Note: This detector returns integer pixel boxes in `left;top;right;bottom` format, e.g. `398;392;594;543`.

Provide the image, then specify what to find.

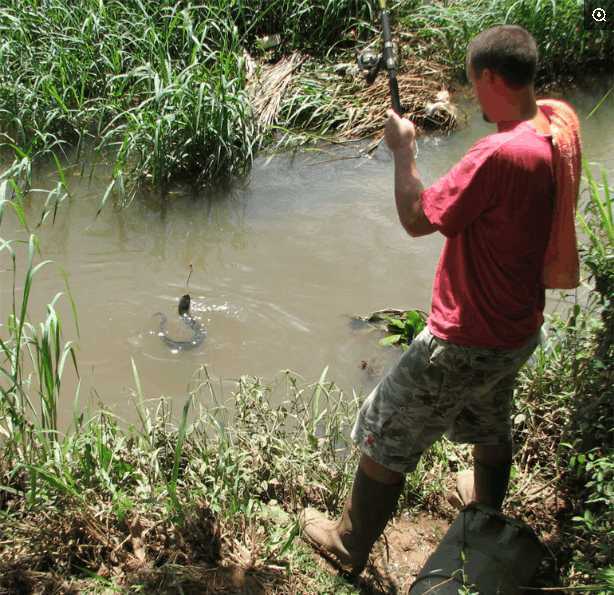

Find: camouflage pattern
351;327;540;473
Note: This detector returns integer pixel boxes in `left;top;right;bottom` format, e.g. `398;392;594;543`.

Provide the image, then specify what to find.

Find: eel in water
154;294;205;351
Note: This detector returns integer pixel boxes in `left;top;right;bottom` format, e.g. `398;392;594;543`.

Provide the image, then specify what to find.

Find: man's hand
384;109;416;156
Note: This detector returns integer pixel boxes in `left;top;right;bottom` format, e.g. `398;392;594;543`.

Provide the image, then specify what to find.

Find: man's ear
481;68;497;84
490;70;513;92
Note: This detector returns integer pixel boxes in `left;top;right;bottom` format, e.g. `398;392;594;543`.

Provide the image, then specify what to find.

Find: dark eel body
155;294;205;351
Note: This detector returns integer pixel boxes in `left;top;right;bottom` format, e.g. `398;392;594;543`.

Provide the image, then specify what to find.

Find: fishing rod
358;0;403;114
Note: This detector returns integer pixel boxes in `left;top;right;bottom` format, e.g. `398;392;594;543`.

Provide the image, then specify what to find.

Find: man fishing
301;24;581;576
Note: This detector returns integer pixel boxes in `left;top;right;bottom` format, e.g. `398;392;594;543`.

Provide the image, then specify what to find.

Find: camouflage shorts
351;326;540;474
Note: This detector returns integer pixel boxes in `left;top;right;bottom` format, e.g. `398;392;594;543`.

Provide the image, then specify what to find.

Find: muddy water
1;81;613;427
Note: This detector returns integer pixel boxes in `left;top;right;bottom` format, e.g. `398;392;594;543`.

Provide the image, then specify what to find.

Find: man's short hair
467;25;538;88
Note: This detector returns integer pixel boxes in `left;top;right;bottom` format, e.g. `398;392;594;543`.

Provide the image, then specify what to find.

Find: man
301;25;580;576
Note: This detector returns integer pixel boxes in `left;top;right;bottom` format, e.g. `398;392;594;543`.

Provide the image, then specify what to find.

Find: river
1;80;612;428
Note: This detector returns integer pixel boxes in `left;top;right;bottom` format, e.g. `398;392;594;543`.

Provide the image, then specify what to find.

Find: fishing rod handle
389;76;402;115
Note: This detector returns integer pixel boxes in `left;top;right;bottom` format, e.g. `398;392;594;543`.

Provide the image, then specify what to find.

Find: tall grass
579;164;614;299
1;232;69;425
102;54;256;200
511;164;613;590
2;1;610;205
1;1;251;198
0;0;375;203
228;0;376;53
400;0;614;82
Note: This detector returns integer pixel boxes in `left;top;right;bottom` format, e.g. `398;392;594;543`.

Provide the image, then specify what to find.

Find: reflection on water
1;79;613;427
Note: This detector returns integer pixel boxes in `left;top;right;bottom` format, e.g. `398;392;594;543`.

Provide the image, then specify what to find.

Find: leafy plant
578;163;613;302
378;309;427;349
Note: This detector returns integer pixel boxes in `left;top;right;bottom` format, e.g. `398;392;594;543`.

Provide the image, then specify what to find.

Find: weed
403;0;614;82
1;0;611;205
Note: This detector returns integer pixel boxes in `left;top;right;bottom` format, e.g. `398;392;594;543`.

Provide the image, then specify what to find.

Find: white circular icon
592;7;607;22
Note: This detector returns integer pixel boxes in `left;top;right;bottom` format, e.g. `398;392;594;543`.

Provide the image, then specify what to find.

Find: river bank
1;166;612;592
1;0;613;206
1;2;613;593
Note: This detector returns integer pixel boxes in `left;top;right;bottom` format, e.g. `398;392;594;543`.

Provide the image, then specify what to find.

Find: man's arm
393;149;436;237
385;111;436;238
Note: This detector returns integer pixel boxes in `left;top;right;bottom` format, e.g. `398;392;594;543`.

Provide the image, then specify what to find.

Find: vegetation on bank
1;0;612;204
0;1;612;592
405;0;613;82
0;162;612;592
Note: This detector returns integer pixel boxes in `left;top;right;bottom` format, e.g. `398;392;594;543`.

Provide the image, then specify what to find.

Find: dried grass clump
248;52;307;133
340;57;457;139
0;564;82;595
128;564;289;595
0;499;221;587
247;50;457;147
0;488;307;593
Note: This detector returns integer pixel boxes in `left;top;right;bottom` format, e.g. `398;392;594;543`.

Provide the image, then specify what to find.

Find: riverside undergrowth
0;0;376;205
1;1;612;207
1;154;612;592
403;0;614;83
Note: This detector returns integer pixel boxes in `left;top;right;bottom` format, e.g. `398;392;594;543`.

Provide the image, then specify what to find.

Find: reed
579;165;613;290
403;0;614;81
0;0;374;201
2;0;610;206
229;0;375;52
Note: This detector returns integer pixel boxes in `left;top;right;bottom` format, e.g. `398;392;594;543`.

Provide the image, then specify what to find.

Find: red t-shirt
421;119;555;349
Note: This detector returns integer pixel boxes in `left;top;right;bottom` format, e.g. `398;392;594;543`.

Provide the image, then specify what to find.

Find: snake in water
154;294;205;351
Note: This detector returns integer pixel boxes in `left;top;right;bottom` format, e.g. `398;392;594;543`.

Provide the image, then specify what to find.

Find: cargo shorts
351;326;540;474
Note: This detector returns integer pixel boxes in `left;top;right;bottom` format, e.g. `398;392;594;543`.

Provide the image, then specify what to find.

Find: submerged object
409;504;545;594
154;294;205;351
424;89;458;129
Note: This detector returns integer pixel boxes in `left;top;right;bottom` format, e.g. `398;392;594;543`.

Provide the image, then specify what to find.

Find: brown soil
307;513;451;595
368;513;450;593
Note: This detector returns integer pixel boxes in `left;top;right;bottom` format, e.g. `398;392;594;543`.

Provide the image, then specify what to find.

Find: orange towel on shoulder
537;99;582;289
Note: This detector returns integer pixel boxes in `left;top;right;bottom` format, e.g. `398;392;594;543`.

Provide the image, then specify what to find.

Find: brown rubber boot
300;467;403;576
448;461;511;511
448;469;475;510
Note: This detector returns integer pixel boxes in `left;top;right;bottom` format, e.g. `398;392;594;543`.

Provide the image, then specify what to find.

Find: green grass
0;0;375;204
399;0;614;82
0;227;77;449
1;1;612;206
226;0;376;53
502;165;613;591
579;164;614;304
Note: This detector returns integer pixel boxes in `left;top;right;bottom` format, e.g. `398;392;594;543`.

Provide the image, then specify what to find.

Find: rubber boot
449;460;511;511
448;468;475;510
300;466;403;576
474;459;511;510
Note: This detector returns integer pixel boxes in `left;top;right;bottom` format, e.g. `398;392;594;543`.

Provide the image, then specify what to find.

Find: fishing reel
358;3;403;115
356;45;398;86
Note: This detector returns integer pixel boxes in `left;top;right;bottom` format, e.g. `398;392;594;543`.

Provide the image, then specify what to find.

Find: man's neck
494;89;539;130
496;102;551;135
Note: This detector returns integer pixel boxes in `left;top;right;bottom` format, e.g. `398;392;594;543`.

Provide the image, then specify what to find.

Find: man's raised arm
384;110;436;237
